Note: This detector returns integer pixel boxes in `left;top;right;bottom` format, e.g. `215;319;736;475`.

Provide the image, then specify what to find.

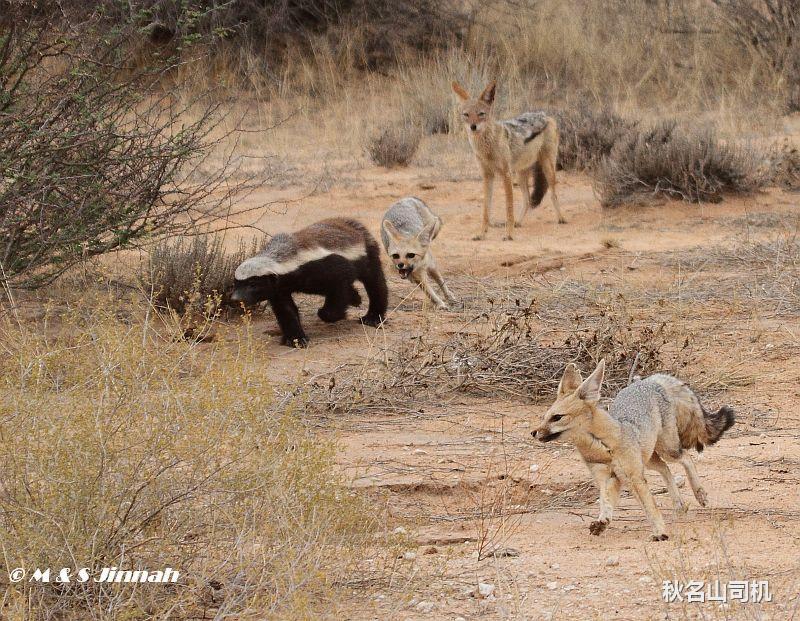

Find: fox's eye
550;414;563;422
406;253;416;259
391;253;400;260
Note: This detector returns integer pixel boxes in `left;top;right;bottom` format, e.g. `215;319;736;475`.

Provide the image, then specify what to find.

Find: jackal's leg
414;271;448;310
475;171;493;241
620;467;669;540
678;454;708;507
515;169;531;227
427;264;456;305
544;155;566;224
588;464;620;535
501;172;515;240
648;454;687;514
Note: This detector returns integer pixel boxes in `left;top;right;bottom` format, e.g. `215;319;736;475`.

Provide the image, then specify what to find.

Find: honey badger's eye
391;253;400;260
550;414;564;422
406;253;416;259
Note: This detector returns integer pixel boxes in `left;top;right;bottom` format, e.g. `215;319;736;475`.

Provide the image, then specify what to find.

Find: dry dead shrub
554;105;638;171
768;140;800;190
366;124;421;167
143;233;268;317
596;121;765;207
0;299;372;619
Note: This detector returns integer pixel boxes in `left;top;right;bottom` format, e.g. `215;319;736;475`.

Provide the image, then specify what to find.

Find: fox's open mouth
537;430;563;442
397;266;413;279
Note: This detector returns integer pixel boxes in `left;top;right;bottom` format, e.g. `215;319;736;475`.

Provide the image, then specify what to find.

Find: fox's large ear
451;81;469;101
417;220;437;245
577;359;605;403
382;219;403;244
557;363;583;399
479;80;496;105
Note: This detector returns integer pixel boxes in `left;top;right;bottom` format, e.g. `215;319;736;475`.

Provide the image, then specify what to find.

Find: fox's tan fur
533;361;734;540
452;80;564;241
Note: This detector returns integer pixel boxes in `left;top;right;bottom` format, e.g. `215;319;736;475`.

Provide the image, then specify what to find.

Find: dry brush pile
297;303;694;420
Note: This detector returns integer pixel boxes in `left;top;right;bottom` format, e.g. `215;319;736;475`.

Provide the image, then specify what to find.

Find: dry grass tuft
0;298;372;619
143;233;268;317
366;123;421;167
596;120;765;207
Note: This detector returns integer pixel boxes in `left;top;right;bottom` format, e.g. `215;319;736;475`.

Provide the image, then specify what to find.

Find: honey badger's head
230;274;276;306
382;219;436;280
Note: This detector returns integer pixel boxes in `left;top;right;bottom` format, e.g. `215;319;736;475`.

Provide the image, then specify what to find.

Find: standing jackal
452;80;564;241
533;361;734;541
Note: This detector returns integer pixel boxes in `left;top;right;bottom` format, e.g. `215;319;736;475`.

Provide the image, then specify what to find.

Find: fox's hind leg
678;454;709;507
648;454;687;515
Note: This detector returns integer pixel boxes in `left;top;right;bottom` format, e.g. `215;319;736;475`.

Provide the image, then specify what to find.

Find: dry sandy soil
208;119;800;620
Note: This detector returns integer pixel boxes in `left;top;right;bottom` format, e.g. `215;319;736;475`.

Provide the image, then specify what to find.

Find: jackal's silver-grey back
380;197;441;250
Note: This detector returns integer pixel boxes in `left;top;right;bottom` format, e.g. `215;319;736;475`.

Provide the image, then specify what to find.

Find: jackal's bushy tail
531;161;548;207
699;405;735;450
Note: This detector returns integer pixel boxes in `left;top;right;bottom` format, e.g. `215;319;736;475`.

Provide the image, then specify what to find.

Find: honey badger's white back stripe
235;245;366;280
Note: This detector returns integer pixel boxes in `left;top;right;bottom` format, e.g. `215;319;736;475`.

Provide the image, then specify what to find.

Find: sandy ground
198;124;800;620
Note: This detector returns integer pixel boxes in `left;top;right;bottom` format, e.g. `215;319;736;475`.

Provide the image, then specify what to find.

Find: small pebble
392;526;407;536
605;556;620;567
478;582;496;598
402;551;417;561
415;600;434;613
546;581;558;590
529;464;540;473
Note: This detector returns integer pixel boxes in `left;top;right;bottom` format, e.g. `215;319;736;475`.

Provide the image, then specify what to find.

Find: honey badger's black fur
231;218;388;347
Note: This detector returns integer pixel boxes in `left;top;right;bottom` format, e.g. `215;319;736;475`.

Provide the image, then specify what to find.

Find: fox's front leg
589;464;620;535
427;263;456;306
501;172;514;240
475;170;493;241
413;271;449;310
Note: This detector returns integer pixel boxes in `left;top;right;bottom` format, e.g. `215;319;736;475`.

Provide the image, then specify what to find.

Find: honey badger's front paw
281;335;309;348
360;313;384;328
589;519;609;536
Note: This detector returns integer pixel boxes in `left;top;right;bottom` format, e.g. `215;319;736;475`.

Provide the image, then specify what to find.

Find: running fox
533;361;734;541
452;80;564;241
381;197;456;310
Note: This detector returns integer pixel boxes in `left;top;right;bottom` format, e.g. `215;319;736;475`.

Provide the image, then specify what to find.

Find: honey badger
231;218;388;347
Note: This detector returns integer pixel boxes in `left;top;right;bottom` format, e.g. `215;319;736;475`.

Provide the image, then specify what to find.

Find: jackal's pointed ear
557;363;583;399
577;359;605;403
451;81;469;101
479;80;496;105
382;219;403;244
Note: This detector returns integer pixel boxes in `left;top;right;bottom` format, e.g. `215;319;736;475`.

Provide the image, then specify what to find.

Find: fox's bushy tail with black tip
699;405;735;451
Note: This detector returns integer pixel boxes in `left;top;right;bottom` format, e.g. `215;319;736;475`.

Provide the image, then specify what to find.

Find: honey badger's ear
382;220;403;244
577;359;605;403
558;363;583;399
